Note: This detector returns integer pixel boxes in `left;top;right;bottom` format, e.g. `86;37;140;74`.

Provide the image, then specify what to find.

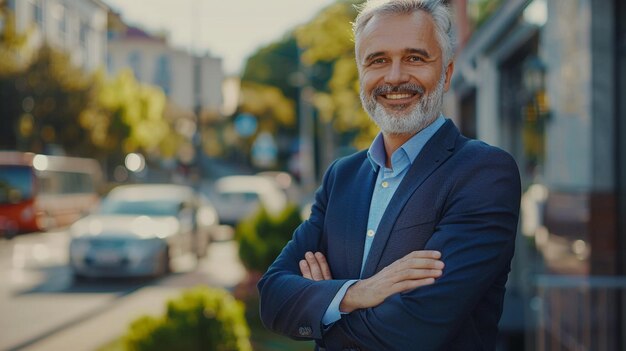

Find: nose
384;61;409;85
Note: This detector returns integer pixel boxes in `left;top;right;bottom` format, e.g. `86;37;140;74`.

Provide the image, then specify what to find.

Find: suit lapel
360;120;460;278
343;157;377;278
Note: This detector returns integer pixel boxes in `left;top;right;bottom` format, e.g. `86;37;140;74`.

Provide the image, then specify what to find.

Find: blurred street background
0;0;625;350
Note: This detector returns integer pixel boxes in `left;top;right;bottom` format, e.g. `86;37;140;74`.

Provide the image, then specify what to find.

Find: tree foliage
0;2;34;76
239;0;376;151
239;81;295;131
242;35;299;103
0;1;180;164
0;32;179;170
295;0;377;148
238;34;299;149
468;0;503;28
81;69;176;159
0;44;96;154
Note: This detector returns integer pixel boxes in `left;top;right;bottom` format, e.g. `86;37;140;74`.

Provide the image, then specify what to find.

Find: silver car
69;184;218;279
212;175;287;227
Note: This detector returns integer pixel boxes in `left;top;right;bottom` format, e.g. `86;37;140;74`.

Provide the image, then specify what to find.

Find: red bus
0;151;103;236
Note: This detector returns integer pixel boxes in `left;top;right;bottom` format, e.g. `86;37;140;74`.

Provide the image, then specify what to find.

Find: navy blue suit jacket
258;120;521;351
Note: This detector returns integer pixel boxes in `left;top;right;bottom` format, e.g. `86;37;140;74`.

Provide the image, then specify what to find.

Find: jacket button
298;326;312;336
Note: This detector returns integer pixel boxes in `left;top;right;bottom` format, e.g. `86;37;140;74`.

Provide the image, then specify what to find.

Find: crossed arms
258;146;521;350
300;250;443;313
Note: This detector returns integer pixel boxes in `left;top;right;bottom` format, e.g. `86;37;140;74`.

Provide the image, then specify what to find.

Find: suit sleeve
258;160;350;340
322;146;521;350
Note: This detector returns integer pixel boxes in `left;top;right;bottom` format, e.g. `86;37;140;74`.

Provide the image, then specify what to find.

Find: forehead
356;11;441;60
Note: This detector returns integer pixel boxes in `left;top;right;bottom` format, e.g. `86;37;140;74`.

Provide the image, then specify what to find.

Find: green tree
78;68;188;177
468;0;503;28
0;2;35;149
241;35;299;103
1;2;97;153
0;1;34;75
81;69;175;157
239;0;375;153
238;35;299;168
295;0;377;149
0;1;184;177
0;43;97;154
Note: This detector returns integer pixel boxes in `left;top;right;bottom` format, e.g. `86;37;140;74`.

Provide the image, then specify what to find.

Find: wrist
339;282;361;313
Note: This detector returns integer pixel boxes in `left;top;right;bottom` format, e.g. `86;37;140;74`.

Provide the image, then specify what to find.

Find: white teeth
385;93;412;100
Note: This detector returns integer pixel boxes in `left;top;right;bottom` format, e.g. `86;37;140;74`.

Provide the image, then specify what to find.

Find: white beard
360;71;446;135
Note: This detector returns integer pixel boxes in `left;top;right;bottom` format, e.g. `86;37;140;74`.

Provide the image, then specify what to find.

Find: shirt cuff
322;279;358;326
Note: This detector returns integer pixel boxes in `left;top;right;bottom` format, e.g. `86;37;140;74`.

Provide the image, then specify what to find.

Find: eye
370;57;387;65
407;55;424;63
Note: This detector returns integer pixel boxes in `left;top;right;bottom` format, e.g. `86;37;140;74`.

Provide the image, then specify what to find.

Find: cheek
412;68;444;90
360;72;381;94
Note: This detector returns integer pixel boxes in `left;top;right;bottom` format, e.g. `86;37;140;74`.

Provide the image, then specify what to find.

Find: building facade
451;0;626;349
7;0;108;71
106;17;223;116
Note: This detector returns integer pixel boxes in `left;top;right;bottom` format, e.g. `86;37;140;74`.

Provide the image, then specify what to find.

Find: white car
69;184;218;279
212;175;288;226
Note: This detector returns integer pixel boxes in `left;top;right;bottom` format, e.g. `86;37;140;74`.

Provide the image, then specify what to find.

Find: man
258;0;521;350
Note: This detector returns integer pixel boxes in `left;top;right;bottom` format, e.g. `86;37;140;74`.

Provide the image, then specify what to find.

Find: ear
443;60;455;92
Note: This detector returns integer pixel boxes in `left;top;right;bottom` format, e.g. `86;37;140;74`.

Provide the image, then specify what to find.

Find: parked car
212;175;287;226
69;184;218;279
256;171;302;204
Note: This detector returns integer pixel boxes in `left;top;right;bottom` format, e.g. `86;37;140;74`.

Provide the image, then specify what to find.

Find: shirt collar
367;114;446;171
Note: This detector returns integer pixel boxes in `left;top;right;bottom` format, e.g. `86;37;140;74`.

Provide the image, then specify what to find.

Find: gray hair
353;0;455;65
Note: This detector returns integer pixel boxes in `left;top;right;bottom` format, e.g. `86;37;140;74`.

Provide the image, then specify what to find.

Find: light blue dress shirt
321;115;446;326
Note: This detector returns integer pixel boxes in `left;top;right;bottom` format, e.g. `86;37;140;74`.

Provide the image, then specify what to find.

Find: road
0;228;246;351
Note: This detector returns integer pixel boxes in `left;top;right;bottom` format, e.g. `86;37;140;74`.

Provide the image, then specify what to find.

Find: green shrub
124;286;252;351
236;204;302;273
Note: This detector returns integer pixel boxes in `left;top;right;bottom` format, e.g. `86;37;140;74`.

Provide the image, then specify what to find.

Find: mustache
372;83;425;96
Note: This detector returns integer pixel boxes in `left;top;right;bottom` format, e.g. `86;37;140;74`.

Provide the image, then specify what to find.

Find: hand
300;251;332;281
340;250;444;313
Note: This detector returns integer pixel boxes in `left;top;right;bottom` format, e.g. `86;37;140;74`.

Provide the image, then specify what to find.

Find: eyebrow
406;48;431;59
363;48;432;64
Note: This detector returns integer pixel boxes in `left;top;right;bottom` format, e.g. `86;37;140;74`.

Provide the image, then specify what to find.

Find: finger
404;250;441;259
305;252;324;281
393;278;436;293
299;259;312;280
403;258;445;270
398;268;443;281
393;251;439;268
314;252;332;280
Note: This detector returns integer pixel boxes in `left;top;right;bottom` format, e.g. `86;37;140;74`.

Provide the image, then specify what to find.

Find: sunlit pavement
0;227;246;351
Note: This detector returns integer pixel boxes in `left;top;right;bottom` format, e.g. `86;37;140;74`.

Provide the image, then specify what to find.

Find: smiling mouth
373;83;425;103
383;93;415;100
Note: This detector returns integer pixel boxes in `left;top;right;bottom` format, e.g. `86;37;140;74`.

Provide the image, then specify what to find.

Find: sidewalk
19;240;246;351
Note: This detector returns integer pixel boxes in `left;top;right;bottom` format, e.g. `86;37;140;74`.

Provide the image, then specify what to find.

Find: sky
103;0;337;75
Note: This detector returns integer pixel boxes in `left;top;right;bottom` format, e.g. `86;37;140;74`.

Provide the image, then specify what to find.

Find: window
193;57;202;104
106;53;113;73
79;21;90;68
37;170;94;194
32;0;43;28
79;21;89;46
58;7;66;40
50;3;66;45
0;166;34;204
128;51;142;80
154;55;171;95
